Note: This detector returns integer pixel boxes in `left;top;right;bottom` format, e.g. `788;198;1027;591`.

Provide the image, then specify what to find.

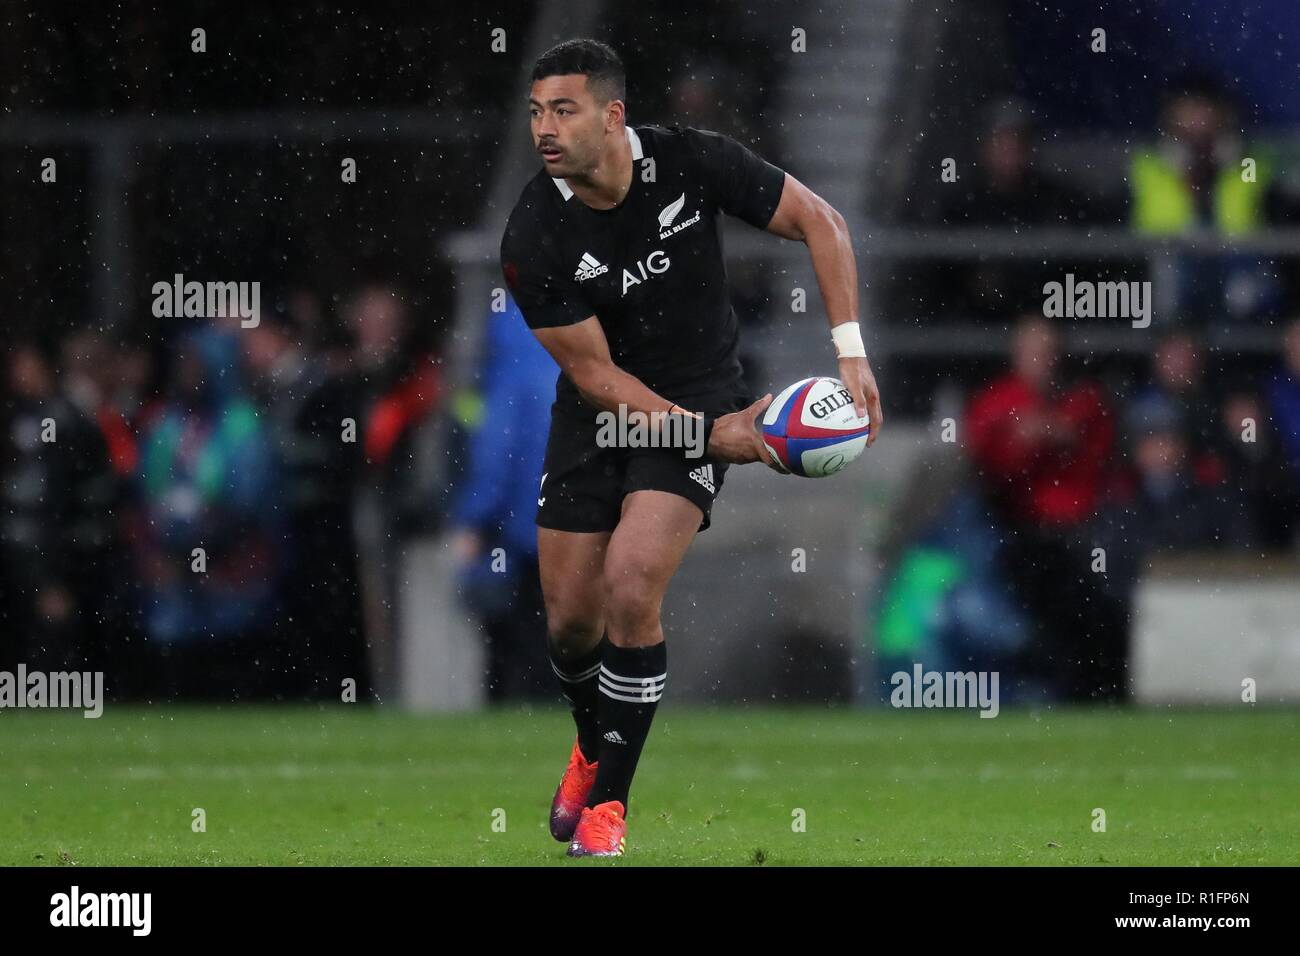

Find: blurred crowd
877;311;1300;705
898;80;1300;323
2;284;441;701
874;75;1300;704
965;315;1300;701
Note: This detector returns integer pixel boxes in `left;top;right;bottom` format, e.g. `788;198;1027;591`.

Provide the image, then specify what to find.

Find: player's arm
764;173;883;446
501;219;669;418
531;316;672;417
532;318;776;467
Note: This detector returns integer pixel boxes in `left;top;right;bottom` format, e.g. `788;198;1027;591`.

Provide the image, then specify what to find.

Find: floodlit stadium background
3;0;1300;714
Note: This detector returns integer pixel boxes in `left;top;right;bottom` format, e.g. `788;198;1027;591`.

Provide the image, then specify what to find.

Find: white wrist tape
831;322;866;359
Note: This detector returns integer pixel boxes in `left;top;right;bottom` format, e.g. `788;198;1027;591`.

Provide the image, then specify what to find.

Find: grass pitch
1;705;1296;866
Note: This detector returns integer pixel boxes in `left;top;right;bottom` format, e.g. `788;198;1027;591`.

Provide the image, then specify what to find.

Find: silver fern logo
657;192;686;229
657;191;701;239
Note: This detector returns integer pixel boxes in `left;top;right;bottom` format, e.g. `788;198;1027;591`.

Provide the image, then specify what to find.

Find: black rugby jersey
500;124;786;404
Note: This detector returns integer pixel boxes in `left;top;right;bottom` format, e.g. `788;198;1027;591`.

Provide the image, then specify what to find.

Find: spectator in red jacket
965;315;1125;701
967;316;1115;527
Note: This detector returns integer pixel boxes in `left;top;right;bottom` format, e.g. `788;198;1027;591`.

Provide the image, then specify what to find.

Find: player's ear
605;98;625;133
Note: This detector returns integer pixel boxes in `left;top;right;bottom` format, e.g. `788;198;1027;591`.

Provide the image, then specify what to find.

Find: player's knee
545;605;603;654
603;566;661;633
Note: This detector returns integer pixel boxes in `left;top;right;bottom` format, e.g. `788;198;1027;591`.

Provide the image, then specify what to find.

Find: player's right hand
707;394;782;470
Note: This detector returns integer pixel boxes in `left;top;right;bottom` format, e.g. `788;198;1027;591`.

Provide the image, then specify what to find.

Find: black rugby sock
549;634;607;763
588;641;667;815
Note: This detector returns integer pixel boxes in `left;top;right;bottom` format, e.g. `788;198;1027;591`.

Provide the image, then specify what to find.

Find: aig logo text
622;250;671;295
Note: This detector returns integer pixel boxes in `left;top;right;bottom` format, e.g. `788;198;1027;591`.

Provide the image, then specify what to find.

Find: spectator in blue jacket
449;294;558;701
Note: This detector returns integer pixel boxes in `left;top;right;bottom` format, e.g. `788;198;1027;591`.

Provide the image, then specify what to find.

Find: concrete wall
1133;561;1300;705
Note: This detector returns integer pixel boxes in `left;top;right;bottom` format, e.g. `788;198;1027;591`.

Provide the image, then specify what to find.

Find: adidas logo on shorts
687;463;715;494
574;252;609;283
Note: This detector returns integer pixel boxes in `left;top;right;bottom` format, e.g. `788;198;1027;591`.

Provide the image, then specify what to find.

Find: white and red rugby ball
760;377;871;477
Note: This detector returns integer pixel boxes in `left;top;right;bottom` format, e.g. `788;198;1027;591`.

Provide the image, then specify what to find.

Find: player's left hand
838;355;883;447
707;394;782;470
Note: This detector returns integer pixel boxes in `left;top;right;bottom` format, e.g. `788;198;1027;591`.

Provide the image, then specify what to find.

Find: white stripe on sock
599;683;665;703
599;676;665;700
599;665;667;688
598;674;666;695
552;659;603;683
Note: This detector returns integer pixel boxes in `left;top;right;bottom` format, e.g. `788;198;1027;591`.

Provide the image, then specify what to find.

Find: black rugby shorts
535;388;748;534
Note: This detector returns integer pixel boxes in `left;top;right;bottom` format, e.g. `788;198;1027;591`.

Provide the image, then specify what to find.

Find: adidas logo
574;252;609;282
603;730;627;745
687;463;715;494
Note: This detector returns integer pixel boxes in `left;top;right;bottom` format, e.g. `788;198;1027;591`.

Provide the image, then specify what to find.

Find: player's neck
566;130;634;211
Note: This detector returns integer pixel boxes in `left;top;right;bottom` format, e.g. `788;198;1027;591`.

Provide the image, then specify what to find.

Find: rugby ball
760;377;870;477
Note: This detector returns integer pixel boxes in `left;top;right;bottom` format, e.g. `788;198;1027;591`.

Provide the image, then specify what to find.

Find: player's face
529;75;609;177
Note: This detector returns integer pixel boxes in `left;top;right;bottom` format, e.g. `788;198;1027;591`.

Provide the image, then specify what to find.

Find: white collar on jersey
551;126;643;201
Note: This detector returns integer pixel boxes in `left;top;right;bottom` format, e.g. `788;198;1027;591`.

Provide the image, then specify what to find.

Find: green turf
1;705;1297;865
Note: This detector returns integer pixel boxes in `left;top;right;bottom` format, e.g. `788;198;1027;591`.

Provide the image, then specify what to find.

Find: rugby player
500;38;883;857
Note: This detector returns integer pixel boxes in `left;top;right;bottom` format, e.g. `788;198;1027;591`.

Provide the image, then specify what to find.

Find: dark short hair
1163;70;1235;115
531;38;625;105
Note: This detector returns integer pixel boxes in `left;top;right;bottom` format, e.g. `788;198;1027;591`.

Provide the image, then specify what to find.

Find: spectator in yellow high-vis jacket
1130;78;1299;321
1131;81;1276;235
